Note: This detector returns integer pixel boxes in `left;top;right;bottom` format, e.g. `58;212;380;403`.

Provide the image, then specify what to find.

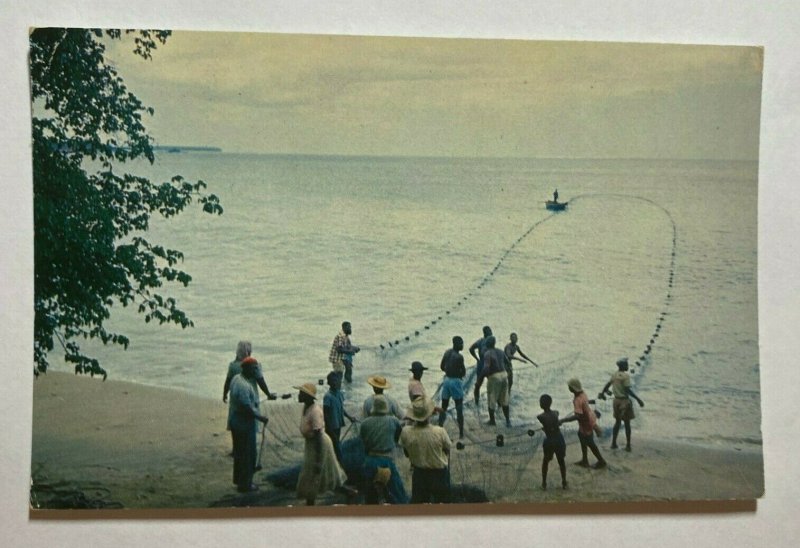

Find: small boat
545;200;567;211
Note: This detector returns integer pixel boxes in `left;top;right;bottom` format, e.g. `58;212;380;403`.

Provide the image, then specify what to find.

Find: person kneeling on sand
537;394;568;490
561;378;607;469
228;356;270;493
400;397;452;503
359;394;408;504
598;357;644;452
294;382;357;505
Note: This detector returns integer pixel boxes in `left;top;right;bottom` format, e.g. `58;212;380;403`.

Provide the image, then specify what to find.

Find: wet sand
30;372;763;513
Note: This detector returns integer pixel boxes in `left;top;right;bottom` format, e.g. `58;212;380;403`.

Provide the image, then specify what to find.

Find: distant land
153;146;222;153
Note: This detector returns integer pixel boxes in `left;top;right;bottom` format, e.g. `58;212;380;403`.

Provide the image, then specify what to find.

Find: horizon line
155;149;758;163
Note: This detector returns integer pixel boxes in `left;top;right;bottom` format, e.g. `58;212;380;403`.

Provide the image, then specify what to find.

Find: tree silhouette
30;28;223;379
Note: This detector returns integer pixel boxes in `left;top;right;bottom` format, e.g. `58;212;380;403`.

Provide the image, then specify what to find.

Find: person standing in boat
553;189;559;203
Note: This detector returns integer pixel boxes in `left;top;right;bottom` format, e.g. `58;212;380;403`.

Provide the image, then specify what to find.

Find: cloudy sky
106;31;763;160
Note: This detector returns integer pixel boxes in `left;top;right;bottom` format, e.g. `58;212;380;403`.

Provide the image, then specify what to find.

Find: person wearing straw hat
477;336;512;427
561;378;607;469
228;356;270;493
359;394;408;504
598;357;644;452
399;396;452;503
407;361;429;402
362;375;405;420
438;335;467;439
294;382;354;505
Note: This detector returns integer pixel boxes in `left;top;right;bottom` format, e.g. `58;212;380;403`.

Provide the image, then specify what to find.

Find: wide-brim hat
367;375;390;389
294;382;317;399
409;361;428;373
567;378;583;392
406;397;435;422
371;394;390;416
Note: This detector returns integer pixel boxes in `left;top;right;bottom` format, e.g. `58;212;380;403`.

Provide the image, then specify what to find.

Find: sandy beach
29;372;763;515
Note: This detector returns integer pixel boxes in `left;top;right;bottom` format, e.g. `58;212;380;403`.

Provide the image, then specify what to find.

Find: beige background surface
2;1;798;546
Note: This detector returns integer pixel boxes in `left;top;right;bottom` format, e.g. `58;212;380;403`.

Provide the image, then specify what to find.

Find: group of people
222;320;645;503
536;357;645;490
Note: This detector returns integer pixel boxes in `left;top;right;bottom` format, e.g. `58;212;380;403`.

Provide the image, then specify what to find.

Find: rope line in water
568;193;677;393
261;193;678;500
373;213;561;353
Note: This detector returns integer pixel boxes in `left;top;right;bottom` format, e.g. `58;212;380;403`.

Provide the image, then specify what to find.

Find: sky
105;31;763;160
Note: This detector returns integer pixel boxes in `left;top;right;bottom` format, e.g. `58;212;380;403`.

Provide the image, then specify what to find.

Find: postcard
28;29;763;516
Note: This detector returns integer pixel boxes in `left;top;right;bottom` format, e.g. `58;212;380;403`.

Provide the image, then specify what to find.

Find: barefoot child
537;394;567;490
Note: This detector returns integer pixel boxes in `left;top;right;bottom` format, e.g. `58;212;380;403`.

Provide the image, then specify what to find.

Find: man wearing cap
362;375;405;420
468;325;493;405
598;358;645;452
408;361;428;401
438;336;466;439
477;336;512;427
561;378;607;469
323;371;357;465
228;356;270;493
359;394;408;504
399;397;452;503
329;321;360;383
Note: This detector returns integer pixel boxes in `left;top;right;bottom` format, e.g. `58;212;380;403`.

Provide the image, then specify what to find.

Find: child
537;394;568;490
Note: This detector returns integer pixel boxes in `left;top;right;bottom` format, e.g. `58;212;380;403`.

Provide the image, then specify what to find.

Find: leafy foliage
30;28;223;378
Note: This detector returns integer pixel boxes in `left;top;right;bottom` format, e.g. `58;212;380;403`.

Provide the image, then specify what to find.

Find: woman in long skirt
294;383;351;505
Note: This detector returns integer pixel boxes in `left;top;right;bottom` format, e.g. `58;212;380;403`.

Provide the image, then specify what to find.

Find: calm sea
71;153;760;450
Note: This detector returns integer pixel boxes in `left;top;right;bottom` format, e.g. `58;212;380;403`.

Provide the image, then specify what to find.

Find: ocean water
70;153;760;450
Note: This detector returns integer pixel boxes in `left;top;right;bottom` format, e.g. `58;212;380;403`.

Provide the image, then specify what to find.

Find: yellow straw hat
293;383;317;399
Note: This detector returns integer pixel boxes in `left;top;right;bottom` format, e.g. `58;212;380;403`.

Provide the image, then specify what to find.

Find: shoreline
30;372;763;512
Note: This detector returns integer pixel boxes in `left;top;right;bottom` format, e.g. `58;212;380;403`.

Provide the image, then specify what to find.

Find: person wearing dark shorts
599;357;644;451
468;326;493;405
537;393;567;490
